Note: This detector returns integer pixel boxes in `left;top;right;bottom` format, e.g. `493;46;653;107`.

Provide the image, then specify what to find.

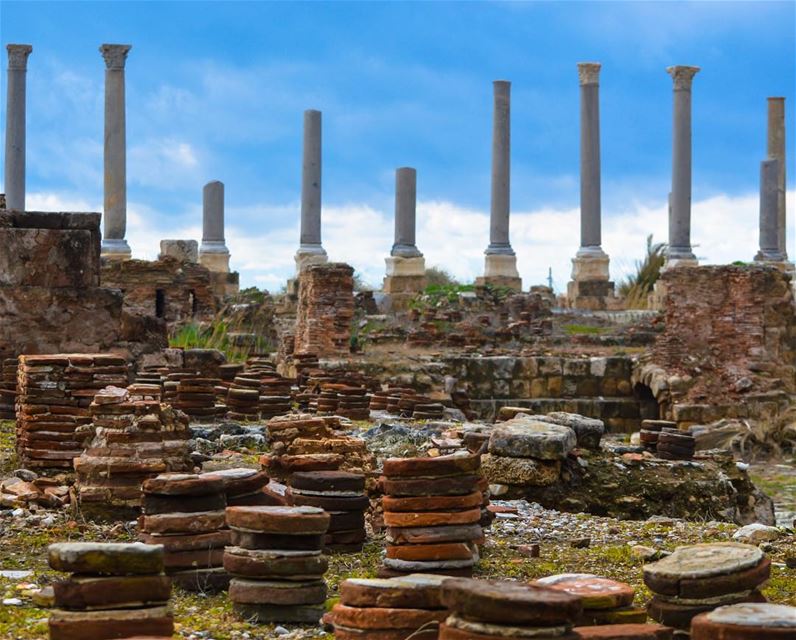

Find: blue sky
1;0;795;290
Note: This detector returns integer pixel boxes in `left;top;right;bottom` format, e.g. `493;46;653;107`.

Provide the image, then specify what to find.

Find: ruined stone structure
0;211;164;359
294;263;354;357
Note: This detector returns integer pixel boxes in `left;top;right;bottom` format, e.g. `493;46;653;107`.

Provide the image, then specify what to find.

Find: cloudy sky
2;1;794;291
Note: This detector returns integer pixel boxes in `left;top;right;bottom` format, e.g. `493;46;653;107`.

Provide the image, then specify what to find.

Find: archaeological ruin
0;27;794;640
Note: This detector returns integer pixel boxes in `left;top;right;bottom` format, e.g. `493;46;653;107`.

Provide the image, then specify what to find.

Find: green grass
563;324;607;336
169;321;272;363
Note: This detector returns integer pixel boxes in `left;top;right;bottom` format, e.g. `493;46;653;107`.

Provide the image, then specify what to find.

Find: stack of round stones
259;374;293;418
0;356;16;419
330;575;449;639
369;389;390;412
656;429;696;461
336;386;370;420
287;471;368;552
691;603;796;639
536;574;646;625
139;473;230;592
226;375;261;421
381;453;484;577
412;397;446;420
639;420;676;453
174;375;225;421
317;384;341;413
47;542;173;640
643;543;770;633
574;623;674;639
225;505;330;623
439;578;582;639
203;467;271;506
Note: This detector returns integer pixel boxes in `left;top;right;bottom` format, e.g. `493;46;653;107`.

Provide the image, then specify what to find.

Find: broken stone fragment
488;418;577;460
480;453;561;486
535;412;605;450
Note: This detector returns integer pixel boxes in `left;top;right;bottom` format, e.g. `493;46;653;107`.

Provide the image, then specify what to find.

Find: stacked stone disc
174;375;225;421
639;420;676;453
226;375;262;421
643;542;770;633
330;575;450;639
690;603;796;639
127;382;162;402
0;357;17;419
369;389;390;412
336;386;370;420
413;397;446;420
16;354;128;470
574;623;674;639
246;354;275;375
397;393;418;417
225;505;330;623
259;375;293;418
162;371;192;406
204;467;271;506
139;473;230;592
47;542;173;640
656;429;695;461
317;384;341;414
439;578;582;639
536;574;647;625
287;471;368;552
380;453;484;577
75;386;193;520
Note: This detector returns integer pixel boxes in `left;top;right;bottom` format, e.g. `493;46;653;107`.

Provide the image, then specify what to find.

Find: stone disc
140;510;226;535
691;603;796;640
384;508;482;528
383;555;478;572
289;470;365;492
539;576;635;610
382;453;481;478
169;566;230;593
438;622;580;640
340;574;449;609
647;592;766;630
48;605;174;640
572;623;674;639
446;612;574;638
48;542;164;575
226;505;330;534
383;491;484;513
163;547;225;570
232;602;324;624
441;578;582;626
330;603;448;630
387;542;476;562
333;624;438;640
386;524;485;545
143;473;224;496
202;468;270;497
223;546;328;579
575;606;648;626
328;510;366;532
230;528;325;551
139;530;231;552
53;574;171;610
289;490;369;511
142;492;226;515
382;475;481;497
229;577;327;605
643;544;767;597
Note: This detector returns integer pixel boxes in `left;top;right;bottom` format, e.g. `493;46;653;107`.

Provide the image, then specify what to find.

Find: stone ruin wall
293;263;355;357
646;264;796;425
0;211;166;362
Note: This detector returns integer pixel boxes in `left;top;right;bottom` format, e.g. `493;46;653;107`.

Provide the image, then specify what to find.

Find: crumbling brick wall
294;263;354;357
653;265;796;405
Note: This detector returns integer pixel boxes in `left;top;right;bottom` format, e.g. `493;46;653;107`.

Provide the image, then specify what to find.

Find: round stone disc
229;577;327;605
225;505;330;534
330;603;448;630
382;452;481;478
143;473;224;496
540;576;635;610
690;603;796;639
223;546;328;579
382;491;483;513
572;623;674;639
333;624;438;640
381;475;481;497
290;470;365;493
340;574;449;609
384;508;482;528
438;622;580;640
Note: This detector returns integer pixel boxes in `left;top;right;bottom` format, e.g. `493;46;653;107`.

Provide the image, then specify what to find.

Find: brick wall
294;263;354;357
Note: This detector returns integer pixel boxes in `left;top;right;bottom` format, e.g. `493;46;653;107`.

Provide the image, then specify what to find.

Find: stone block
159;239;198;263
510;379;530;397
530;378;547;397
576;377;599;397
481;454;561;486
537;357;563;376
561;377;579;397
562;359;591;377
590;357;607;377
547;376;563;397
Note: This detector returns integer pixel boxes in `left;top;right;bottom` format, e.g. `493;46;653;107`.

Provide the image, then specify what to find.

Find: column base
477;253;521;291
101;238;132;261
294;244;328;273
383;255;426;295
663;247;698;270
754;250;789;265
199;241;231;273
567;249;614;310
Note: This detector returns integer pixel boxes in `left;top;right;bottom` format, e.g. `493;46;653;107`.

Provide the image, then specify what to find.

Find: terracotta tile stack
47;542;173;640
138;473;230;592
412;396;446;420
574;623;673;639
293;352;319;386
336;385;370;421
330;574;449;639
385;388;415;415
204;467;271;507
226;375;262;421
259;374;293;418
656;429;696;461
162;371;193;406
316;384;341;414
74;386;193;520
639;420;676;453
643;543;770;634
0;357;17;419
438;578;582;639
287;471;368;552
294;263;355;357
134;369;165;391
245;354;275;375
225;505;330;623
369;388;390;412
397;393;418;417
16;354;128;469
174;375;226;421
127;382;162;402
380;453;485;577
536;575;647;626
690;603;796;640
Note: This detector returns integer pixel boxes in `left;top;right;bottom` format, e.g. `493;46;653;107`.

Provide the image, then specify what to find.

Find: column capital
666;65;700;90
7;44;32;70
577;62;601;85
100;44;131;70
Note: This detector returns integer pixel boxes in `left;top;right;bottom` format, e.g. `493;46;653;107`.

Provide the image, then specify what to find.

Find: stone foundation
567;252;614;310
477;254;521;291
294;263;355;357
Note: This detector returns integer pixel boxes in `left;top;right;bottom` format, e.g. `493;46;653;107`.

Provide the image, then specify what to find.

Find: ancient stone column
767;97;787;257
384;167;425;298
665;65;700;266
295;109;327;272
480;80;521;291
567;62;614;309
100;44;132;260
199;180;231;273
4;44;32;212
755;159;786;263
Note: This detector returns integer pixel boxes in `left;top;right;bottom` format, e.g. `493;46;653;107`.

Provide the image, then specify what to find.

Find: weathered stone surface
139;530;230;552
226;505;330;534
142;473;224;497
691;603;796;639
571;624;674;639
232;602;324;624
229;578;327;605
162;547;225;570
647;591;766;630
539;576;635;610
142;492;226;515
383;508;482;528
441;578;582;626
202;468;269;497
535;412;605;450
294;263;354;357
52;574;171;609
386;542;475;562
383;556;477;572
386;524;485;545
334;625;437;640
48;542;164;575
288;491;369;511
223;546;328;579
383;491;483;513
140;511;226;535
732;523;782;544
382;453;481;478
340;574;448;609
381;475;480;497
230;529;324;551
439;619;579;640
289;470;365;493
488;418;577;460
331;603;448;630
481;454;561;486
48;605;173;640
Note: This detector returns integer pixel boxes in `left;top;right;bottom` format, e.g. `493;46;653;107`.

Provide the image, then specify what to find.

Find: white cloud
24;189;796;294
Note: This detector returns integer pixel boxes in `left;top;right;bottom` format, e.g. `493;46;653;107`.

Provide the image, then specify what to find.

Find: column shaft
579;63;602;250
488;80;513;254
767;97;787;256
202;180;225;243
300;109;322;247
4;45;32;212
392;167;420;257
757;159;785;261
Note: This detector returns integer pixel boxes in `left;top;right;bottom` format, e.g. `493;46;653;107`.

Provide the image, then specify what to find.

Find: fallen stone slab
48;542;164;575
488;420;577;460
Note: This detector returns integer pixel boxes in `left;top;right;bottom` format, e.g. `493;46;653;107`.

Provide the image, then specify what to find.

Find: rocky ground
1;418;795;640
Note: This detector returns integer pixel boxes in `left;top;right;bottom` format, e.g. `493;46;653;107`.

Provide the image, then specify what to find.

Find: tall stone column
100;44;132;260
384;167;425;299
767;97;787;258
568;62;614;309
665;65;700;266
4;44;32;212
199;180;231;272
295;109;328;272
480;80;521;291
755;158;786;263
